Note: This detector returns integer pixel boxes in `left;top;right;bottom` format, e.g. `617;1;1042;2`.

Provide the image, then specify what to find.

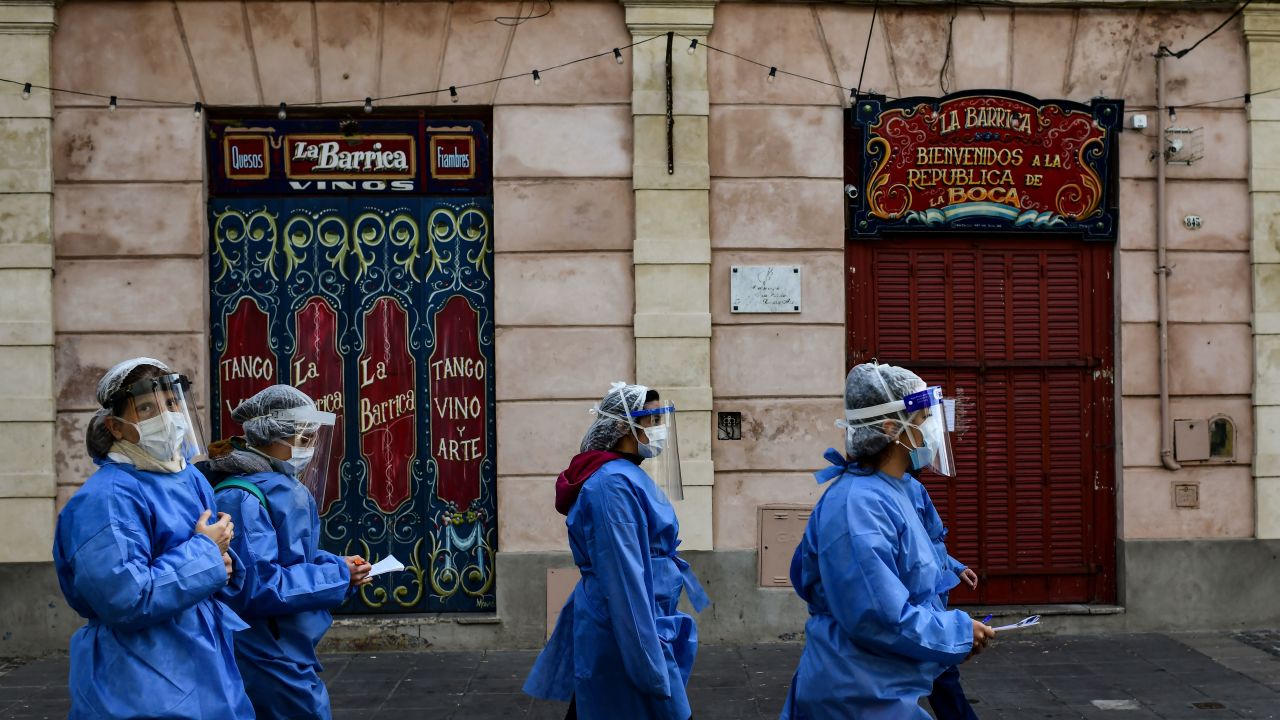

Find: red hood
555;450;623;515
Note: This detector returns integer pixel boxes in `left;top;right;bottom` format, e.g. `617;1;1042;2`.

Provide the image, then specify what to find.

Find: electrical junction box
1132;114;1148;129
1174;419;1211;462
1173;482;1200;509
545;567;580;639
758;505;812;587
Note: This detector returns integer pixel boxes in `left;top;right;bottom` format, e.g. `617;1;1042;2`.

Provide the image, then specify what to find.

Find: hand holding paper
368;554;405;578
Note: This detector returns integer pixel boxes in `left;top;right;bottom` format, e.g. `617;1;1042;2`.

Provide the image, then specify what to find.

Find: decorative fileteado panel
207;115;497;613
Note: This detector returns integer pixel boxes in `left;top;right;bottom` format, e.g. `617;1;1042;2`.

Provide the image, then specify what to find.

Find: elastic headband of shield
844;386;943;422
629;405;675;419
266;407;337;426
104;373;192;409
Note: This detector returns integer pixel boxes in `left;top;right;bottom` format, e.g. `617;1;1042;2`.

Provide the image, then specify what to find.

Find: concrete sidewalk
1;631;1277;719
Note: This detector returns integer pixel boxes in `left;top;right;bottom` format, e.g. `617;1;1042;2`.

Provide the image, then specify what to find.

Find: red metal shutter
849;238;1115;605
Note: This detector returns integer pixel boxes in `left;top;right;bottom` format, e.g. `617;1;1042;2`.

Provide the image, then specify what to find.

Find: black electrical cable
854;0;880;100
1162;0;1251;59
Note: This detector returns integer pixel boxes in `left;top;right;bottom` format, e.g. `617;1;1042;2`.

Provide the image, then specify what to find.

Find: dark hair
645;389;660;403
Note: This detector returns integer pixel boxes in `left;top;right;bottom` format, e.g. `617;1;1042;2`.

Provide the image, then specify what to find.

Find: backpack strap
214;477;270;514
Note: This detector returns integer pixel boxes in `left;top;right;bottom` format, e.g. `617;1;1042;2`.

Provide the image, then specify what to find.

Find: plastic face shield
272;406;336;500
114;373;206;462
845;385;957;478
629;402;683;501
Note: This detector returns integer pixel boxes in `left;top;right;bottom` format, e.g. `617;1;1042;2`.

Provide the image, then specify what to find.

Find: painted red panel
293;297;345;515
429;295;487;511
359;297;417;513
219;297;276;437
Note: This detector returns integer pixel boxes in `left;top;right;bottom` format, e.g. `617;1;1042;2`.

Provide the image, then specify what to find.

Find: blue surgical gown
906;476;966;598
781;451;973;720
215;470;351;720
523;459;709;719
53;460;254;720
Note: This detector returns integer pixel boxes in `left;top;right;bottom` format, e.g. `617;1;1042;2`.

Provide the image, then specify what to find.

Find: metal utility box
545;568;580;640
758;505;812;587
1174;419;1211;462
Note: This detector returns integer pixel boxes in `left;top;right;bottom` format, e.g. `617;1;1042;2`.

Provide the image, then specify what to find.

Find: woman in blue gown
782;363;995;720
524;382;709;719
53;357;254;719
201;384;372;720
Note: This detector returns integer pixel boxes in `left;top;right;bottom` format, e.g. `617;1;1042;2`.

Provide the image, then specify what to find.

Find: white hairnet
232;384;315;447
843;363;926;460
95;357;171;408
580;382;650;452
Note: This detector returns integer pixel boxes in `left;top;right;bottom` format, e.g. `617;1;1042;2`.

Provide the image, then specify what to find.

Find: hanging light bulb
193;101;203;118
449;86;459;103
1245;93;1252;107
278;102;287;120
849;87;857;102
767;67;777;83
687;39;698;54
364;97;373;114
613;48;624;65
1168;106;1177;124
532;69;541;86
21;83;31;100
108;95;117;111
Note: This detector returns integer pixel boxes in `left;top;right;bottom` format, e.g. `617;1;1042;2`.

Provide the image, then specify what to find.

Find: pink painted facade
38;0;1259;632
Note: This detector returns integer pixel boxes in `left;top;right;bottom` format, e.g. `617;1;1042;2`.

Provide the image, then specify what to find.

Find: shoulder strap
214;477;270;514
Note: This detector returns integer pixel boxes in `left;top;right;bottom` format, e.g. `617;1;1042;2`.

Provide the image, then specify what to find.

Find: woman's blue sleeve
215;490;349;616
588;475;671;698
816;495;972;666
69;487;227;632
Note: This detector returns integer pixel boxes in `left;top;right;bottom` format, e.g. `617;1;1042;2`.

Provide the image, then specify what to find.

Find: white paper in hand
992;615;1041;632
368;555;405;578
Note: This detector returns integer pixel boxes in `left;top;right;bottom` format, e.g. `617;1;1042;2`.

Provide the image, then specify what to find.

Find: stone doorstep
964;604;1127;619
330;613;501;629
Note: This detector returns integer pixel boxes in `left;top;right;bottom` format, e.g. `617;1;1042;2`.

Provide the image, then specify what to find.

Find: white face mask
286;445;315;475
638;424;667;458
121;411;188;462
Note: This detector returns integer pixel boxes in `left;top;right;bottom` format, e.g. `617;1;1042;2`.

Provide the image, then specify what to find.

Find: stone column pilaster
623;0;716;549
1246;5;1280;539
0;0;57;561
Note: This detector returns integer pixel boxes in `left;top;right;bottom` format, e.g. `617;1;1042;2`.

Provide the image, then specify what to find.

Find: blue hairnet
580;382;649;452
232;385;314;447
843;363;925;460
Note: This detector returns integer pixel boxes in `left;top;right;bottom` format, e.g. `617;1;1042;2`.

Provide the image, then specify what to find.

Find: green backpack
213;477;270;514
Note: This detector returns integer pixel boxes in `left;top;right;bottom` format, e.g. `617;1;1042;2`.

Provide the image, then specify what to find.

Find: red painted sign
224;135;270;180
858;94;1117;234
293;297;345;515
285;134;416;180
428;134;476;180
359;297;417;513
219;297;276;436
429;296;487;510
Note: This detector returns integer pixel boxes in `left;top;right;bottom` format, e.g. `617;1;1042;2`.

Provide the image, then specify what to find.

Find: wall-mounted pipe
1156;49;1181;472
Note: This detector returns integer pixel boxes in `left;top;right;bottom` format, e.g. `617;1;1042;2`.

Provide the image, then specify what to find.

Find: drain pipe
1156;48;1181;472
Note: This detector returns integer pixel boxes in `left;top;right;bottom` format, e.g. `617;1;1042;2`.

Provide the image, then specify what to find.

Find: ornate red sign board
218;297;277;436
429;295;487;511
359;297;417;513
851;91;1121;239
293;297;346;515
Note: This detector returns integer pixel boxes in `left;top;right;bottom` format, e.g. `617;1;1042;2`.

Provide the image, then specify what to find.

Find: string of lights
0;16;1273;118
